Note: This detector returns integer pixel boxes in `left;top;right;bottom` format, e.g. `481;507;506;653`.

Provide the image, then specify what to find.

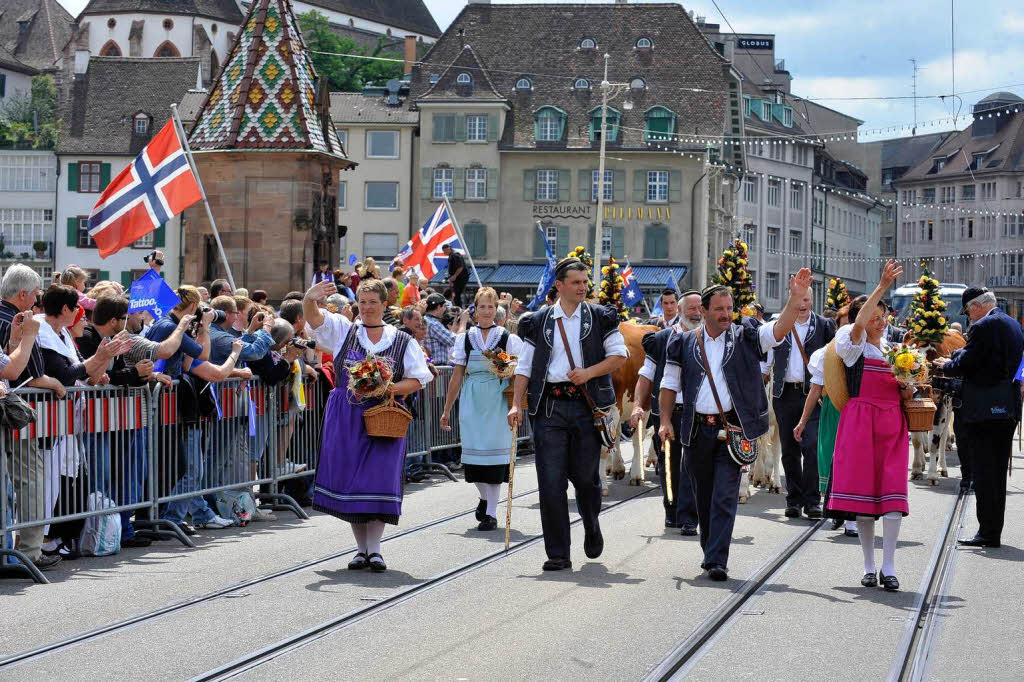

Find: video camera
188;304;227;336
290;338;317;350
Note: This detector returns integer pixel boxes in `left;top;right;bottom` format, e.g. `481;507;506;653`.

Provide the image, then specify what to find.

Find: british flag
88;120;202;258
394;203;462;280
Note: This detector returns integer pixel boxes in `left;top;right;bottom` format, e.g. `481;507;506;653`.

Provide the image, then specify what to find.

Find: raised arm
771;267;814;342
851;260;903;346
155;314;193;360
303;281;337;330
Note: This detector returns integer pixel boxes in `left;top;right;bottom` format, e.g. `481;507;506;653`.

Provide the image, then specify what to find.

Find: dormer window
761;101;771;121
630;77;646;91
133;114;150;135
534;106;567;143
456;72;472;85
574;78;590;90
783;106;793;127
580;38;596;50
644;106;676;142
515;77;532;91
636;37;653;49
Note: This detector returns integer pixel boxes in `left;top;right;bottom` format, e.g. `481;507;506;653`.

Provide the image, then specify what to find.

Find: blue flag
128;270;180;320
348;253;358;266
651;271;681;317
621;265;644;308
1015;355;1024;382
527;224;558;311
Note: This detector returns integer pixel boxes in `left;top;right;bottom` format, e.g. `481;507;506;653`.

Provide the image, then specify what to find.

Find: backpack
79;492;122;556
215;490;256;527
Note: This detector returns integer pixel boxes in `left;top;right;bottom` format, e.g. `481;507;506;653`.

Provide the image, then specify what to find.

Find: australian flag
88;120;202;258
621;266;644;307
395;203;462;280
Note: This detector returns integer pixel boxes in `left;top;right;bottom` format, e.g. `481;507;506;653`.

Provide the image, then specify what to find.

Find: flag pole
441;194;484;289
170;104;237;292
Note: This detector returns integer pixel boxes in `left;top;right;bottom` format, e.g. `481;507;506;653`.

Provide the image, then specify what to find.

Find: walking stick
505;425;518;551
663;438;673;504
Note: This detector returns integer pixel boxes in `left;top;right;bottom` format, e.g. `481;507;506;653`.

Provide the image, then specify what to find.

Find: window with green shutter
644;106;676;142
587;225;625;259
154;222;166;247
100;163;111;190
644;224;669;260
464;222;487;258
588;106;620;143
555;225;569;257
66;217;78;246
121;271;133;289
67;162;79;192
432;114;456;142
534;106;567;143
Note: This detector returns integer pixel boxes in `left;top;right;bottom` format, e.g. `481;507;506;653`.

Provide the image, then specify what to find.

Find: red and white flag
393;203;462;280
88;120;202;257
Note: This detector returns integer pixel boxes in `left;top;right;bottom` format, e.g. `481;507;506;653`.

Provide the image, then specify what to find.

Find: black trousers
773;384;820;509
676;416;741;570
650;413;697;527
451;277;468;306
961;419;1016;541
531;397;603;561
952;409;973;484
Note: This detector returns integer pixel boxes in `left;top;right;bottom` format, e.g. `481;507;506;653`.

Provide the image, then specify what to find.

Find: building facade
893;91;1024;318
55;56;204;288
0;149;57;280
407;3;741;298
329;87;417;266
0;0;74;95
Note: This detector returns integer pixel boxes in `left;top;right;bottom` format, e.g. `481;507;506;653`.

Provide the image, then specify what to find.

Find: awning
429;263;689;288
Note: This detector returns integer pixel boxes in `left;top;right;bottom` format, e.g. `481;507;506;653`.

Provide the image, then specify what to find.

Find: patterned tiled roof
188;0;345;158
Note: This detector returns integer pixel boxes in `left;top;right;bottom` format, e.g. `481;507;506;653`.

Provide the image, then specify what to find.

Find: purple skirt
312;388;406;525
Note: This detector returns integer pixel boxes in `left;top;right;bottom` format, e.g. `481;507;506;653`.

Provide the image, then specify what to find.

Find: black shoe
475;499;487;522
879;572;899;591
784;506;801;518
708;565;728;581
348;552;369;570
861;572;878;587
844;528;859;538
804;505;823;519
680;525;698;536
478;515;497;531
367;553;387;572
121;536;152;548
584;523;604;559
665;517;680;529
543;558;572;571
830;518;844;531
177;522;197;537
33;553;62;571
958;534;1000;548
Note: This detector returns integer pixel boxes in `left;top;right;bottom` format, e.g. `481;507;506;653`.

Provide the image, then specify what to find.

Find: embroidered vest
771;313;835;397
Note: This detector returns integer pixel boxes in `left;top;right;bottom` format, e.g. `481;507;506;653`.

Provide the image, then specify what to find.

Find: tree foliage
297;11;405;92
0;74;58;149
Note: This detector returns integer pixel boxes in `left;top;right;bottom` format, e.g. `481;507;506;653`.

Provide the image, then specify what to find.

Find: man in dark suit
764;285;836;519
442;243;470;306
934;286;1023;549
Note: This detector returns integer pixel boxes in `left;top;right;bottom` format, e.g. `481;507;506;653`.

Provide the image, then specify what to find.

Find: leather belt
695;411;737;428
544;382;585;401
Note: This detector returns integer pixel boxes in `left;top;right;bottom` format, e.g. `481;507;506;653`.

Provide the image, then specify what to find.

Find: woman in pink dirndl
826;261;914;591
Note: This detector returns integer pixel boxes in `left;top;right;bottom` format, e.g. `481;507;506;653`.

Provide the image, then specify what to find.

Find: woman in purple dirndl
303;279;433;572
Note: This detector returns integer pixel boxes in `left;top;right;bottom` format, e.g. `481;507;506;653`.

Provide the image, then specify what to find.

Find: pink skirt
826;359;909;519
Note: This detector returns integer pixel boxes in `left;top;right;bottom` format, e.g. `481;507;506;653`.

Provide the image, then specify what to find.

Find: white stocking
350;522;368;554
483;483;502;517
856;516;876;575
365;520;386;555
881;512;902;576
474;482;488;502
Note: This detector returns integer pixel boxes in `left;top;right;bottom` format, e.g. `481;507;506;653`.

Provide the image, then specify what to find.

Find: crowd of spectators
0;255;527;573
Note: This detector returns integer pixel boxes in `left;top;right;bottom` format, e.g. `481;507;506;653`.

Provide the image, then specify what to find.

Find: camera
188;305;227;336
291;338;317;350
930;374;962;398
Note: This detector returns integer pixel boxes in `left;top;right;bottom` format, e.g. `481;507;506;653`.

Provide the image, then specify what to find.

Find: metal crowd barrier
1;366;534;584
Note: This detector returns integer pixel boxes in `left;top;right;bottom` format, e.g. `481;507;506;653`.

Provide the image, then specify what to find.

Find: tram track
189;485;658;681
890;488;969;681
642;518;826;681
0;482;543;669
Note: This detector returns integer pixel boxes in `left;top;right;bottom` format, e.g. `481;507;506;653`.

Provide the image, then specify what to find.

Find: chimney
404;35;416;76
74;49;90;76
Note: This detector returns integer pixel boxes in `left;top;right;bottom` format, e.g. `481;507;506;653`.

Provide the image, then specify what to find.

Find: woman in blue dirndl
440;288;523;530
303;279;433;572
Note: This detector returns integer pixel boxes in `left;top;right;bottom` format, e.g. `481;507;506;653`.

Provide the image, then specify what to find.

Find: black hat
680;289;701;298
424;293;446;311
554;256;585;278
700;284;732;308
959;286;988;314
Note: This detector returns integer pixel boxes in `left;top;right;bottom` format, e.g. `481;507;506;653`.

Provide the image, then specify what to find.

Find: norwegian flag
88;120;202;258
394;203;462;280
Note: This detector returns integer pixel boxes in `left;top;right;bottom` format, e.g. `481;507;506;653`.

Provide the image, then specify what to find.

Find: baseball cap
424;293;446;311
959;286;988;314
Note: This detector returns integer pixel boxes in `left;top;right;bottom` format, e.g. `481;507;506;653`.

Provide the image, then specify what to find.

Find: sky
57;0;1024;141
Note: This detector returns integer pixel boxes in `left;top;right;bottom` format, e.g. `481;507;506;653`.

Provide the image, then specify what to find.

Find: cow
904;330;966;485
600;321;658;496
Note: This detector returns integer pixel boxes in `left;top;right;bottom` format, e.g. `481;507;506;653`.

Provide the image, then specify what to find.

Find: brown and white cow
905;330;966;485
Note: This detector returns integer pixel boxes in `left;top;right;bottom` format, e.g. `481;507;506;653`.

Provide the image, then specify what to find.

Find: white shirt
662;321;781;411
639;357;656;381
834;323;887;367
451;327;524;366
808;346;826;387
515;302;627;382
310;311;434;387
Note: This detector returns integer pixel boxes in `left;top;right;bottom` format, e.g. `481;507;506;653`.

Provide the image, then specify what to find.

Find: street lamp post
592;54;631;288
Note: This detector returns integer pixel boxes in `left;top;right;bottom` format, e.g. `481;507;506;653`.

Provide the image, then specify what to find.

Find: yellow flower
938;317;946;325
895;352;916;371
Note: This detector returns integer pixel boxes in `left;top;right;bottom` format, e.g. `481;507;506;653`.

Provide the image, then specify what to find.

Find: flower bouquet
883;344;935;432
483;348;523;409
347;354;394;400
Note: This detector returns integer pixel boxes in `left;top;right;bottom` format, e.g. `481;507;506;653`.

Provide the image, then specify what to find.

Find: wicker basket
363;397;413;439
903;384;937;433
